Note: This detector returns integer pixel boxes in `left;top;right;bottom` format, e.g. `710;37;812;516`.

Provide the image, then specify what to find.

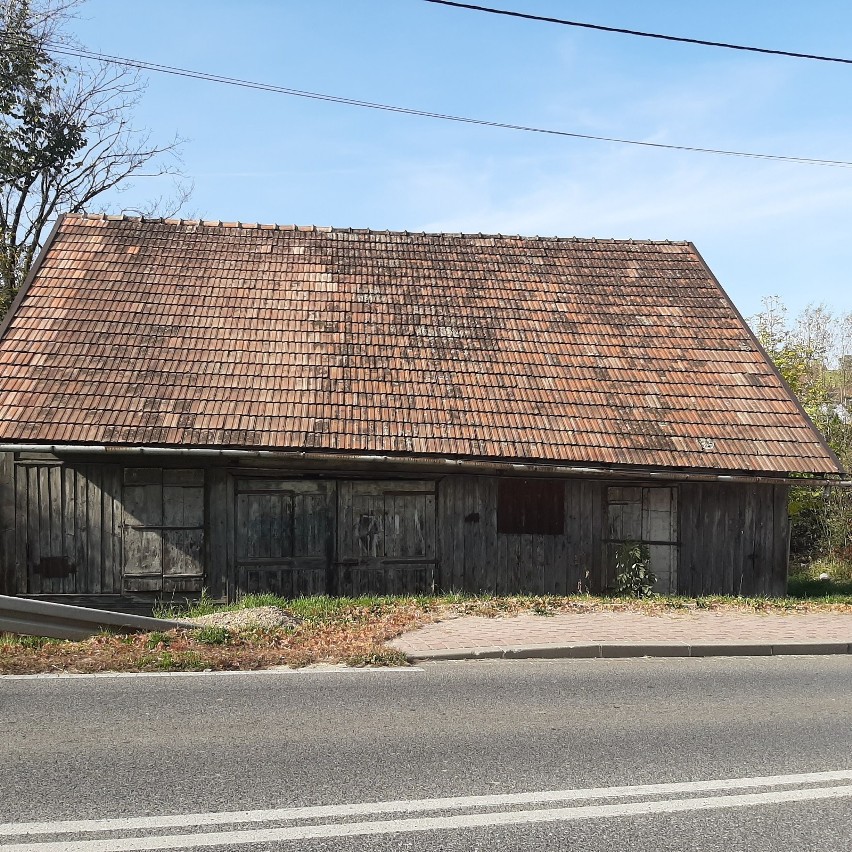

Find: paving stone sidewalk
389;611;852;661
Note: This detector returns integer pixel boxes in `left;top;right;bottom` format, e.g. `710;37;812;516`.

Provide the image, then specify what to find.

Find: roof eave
0;442;845;485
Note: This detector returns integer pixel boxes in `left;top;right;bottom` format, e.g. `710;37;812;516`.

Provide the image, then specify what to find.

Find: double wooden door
233;479;436;598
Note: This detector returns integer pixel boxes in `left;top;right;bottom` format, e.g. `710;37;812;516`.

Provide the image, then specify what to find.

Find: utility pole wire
423;0;852;66
3;36;851;168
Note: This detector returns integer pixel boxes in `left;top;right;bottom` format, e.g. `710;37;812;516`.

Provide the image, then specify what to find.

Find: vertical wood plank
89;468;103;592
27;466;41;594
225;471;236;600
521;534;537;593
496;532;508;596
0;454;15;595
478;477;496;595
753;484;771;596
14;463;28;595
61;465;76;594
108;466;124;594
435;477;452;593
75;465;90;593
208;467;228;600
772;485;791;597
37;466;51;592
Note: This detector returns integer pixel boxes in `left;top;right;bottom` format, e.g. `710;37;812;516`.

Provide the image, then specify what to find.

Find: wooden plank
521;533;537;593
14;464;29;595
735;484;757;595
163;529;204;577
236;492;251;560
107;466;124;595
225;471;236;600
749;485;768;596
467;476;484;592
48;464;63;559
123;575;164;593
26;466;41;594
247;491;264;559
163;485;204;527
37;465;52;592
61;465;76;594
74;466;90;593
0;454;15;595
481;477;498;595
435;477;453;593
123;482;162;527
277;491;294;558
163;469;205;487
85;464;105;591
708;485;728;595
575;480;594;592
669;486;679;594
499;534;520;594
423;491;436;563
124;467;162;486
721;484;740;596
495;532;508;596
680;483;699;597
772;485;791;597
476;476;498;595
207;468;228;600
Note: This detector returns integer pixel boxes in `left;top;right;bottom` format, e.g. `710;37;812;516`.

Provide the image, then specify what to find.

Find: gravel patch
188;606;302;632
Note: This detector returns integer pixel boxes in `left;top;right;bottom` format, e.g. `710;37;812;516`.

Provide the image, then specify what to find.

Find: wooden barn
0;215;844;611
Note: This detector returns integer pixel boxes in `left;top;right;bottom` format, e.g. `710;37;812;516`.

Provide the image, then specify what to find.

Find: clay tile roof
0;213;842;476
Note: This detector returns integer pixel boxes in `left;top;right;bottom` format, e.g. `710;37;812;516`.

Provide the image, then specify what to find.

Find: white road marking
3;770;851;837
0;666;422;681
3;784;852;851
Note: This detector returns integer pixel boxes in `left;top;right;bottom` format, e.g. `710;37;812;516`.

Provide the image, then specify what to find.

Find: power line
423;0;852;66
2;36;851;168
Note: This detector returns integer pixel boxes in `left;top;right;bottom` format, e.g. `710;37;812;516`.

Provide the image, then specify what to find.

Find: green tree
751;297;852;561
0;0;187;315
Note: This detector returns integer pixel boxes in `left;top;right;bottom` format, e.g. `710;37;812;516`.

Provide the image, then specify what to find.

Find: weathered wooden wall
0;454;792;604
3;457;123;597
437;476;604;594
679;481;790;597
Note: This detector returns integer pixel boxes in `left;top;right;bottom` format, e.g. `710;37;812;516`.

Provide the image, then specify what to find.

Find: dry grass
1;589;851;676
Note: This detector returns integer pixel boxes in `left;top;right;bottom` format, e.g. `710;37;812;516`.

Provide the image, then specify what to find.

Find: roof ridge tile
63;213;691;244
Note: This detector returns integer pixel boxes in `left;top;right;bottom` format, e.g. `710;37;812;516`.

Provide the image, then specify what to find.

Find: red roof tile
0;214;842;475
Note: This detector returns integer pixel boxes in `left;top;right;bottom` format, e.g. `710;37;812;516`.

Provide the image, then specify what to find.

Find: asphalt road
1;656;851;851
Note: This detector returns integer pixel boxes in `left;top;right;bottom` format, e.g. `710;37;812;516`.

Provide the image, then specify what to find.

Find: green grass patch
145;631;171;650
195;626;231;645
0;633;59;649
788;556;852;599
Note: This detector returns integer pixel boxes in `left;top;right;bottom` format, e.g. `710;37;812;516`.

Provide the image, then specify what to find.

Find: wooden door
605;486;678;594
337;481;436;596
234;479;333;597
122;468;205;593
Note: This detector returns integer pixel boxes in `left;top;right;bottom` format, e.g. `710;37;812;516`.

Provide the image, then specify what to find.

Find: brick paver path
390;611;852;655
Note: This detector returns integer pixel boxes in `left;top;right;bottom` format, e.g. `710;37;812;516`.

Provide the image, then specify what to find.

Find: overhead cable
423;0;852;66
2;37;851;168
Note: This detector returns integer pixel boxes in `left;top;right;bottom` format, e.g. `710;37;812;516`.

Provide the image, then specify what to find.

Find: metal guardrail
0;595;196;640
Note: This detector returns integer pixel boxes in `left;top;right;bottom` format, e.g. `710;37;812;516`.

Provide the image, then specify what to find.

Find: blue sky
69;0;852;320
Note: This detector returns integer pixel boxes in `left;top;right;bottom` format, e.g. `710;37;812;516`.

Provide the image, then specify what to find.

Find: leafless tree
1;0;189;312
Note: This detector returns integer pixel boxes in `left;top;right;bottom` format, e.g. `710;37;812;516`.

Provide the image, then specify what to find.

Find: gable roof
0;214;842;477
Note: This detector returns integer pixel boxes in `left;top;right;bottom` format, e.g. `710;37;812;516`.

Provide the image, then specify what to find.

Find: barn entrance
605;486;679;594
232;479;436;598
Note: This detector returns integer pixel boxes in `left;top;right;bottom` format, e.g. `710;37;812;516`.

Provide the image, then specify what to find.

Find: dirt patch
188;606;301;632
2;593;851;676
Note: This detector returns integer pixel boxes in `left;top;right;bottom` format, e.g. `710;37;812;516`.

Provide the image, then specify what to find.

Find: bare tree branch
0;0;189;313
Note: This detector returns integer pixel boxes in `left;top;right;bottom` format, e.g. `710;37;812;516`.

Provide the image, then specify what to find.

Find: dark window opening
497;479;564;535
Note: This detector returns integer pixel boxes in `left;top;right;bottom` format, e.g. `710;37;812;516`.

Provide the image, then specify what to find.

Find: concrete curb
404;641;852;662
